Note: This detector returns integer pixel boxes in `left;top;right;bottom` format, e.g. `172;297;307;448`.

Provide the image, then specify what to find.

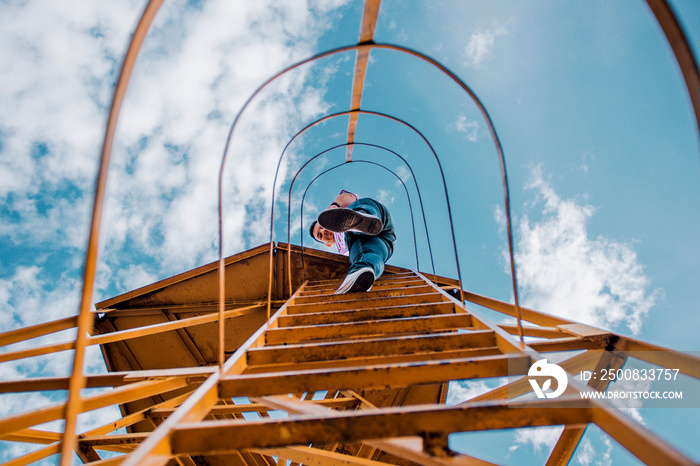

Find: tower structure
1;243;699;465
1;0;699;465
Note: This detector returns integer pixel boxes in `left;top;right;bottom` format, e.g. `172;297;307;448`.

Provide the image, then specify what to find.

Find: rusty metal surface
2;0;698;463
646;0;700;137
3;245;700;465
345;0;381;161
170;398;593;454
59;2;166;462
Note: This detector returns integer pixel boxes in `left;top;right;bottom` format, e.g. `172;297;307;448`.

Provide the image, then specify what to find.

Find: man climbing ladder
309;190;396;293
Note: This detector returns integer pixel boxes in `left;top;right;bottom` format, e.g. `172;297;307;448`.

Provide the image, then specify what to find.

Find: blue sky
1;0;698;464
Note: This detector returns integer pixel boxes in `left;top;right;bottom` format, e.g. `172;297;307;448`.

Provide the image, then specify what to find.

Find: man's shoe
318;208;383;235
335;267;375;294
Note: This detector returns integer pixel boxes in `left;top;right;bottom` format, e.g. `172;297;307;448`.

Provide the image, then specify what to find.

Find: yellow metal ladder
3;267;697;465
149;269;695;466
162;270;532;465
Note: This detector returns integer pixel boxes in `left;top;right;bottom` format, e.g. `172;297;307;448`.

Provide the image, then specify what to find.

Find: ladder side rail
0;378;189;440
455;285;700;379
0;304;263;365
120;282;308;466
417;271;697;466
0;316;78;348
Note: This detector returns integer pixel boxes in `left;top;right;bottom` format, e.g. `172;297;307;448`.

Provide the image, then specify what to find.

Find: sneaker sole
347;270;375;293
318;208;383;235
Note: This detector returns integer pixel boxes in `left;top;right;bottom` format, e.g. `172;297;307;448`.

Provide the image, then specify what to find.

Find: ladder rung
248;330;497;366
301;272;414;289
287;292;447;315
171;395;586;454
266;314;473;344
279;302;456;327
299;276;425;294
149;397;360;418
245;346;503;374
220;353;525;398
294;284;436;304
304;271;416;287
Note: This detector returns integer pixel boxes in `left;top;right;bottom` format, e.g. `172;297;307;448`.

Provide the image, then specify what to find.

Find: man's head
310;220;335;247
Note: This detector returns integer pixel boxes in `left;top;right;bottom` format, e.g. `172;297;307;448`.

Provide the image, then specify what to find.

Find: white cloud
395;166;411;183
0;263;108;386
1;0;348;301
464;24;507;67
0;265;80;328
576;438;596;465
376;189;396;207
446;378;507;405
0;0;136;252
510;425;563;454
95;0;340;274
574;435;613;466
116;264;160;293
606;377;650;422
450;380;568;460
619;407;645;425
509;167;661;334
447;115;479;142
0;390;65;465
0;1;349;461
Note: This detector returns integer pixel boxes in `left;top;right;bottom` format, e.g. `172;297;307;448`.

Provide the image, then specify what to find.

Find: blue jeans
345;198;396;278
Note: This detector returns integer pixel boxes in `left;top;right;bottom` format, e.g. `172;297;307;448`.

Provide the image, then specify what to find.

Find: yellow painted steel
254;393;499;466
243;346;503;375
0;304;263;364
266;313;473;344
0;373;129;393
278;301;456;326
2;0;696;463
344;0;381;161
646;0;700;134
545;351;626;466
3;262;699;465
2;443;62;466
592;405;696;466
119;282;308;466
294;284;435;304
150;397;359;419
4;265;698;464
0;378;189;438
59;1;167;463
287;291;447;314
254;446;391;466
170;398;593;454
246;330;496;366
1;428;62;444
0;315;78;347
221;354;526;398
